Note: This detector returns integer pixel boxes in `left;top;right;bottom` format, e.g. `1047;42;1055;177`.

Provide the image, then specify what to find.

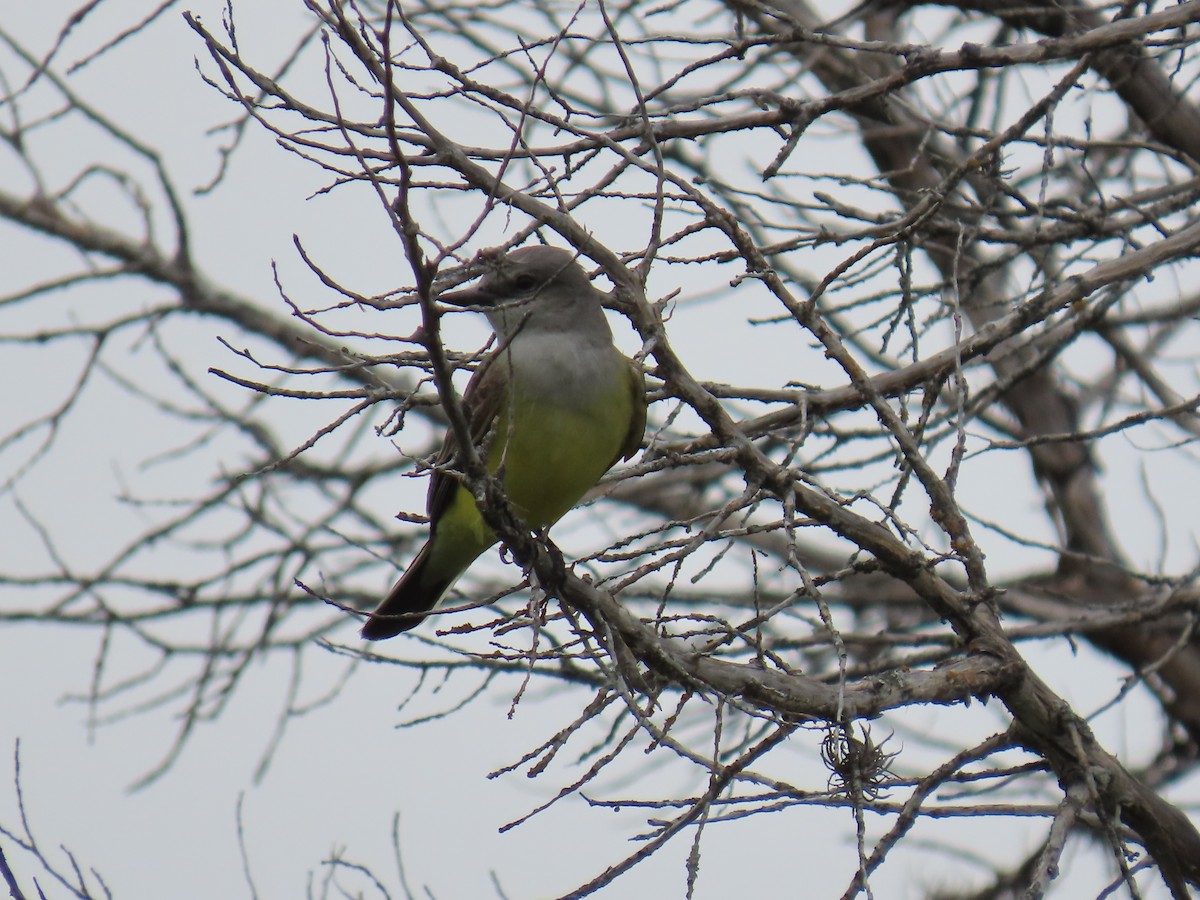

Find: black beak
436;284;495;309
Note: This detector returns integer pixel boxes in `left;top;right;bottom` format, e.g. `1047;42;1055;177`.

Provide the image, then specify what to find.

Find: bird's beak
436;284;495;309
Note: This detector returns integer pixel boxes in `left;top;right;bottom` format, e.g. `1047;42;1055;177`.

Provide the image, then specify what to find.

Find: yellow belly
424;375;634;576
495;391;629;526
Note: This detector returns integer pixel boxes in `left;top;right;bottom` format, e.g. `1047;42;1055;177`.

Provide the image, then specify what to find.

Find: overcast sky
2;3;1197;899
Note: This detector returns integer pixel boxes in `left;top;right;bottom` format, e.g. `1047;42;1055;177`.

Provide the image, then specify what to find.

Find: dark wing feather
424;355;509;525
617;358;647;463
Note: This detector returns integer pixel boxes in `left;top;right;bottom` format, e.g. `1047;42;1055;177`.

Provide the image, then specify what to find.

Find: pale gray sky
1;3;1197;898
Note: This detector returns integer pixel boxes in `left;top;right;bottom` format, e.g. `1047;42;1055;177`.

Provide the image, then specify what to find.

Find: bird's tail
361;544;457;640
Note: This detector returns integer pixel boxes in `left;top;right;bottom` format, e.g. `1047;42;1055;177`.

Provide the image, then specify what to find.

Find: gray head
437;245;611;342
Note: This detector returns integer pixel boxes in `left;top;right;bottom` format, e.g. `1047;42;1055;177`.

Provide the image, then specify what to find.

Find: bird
361;245;647;640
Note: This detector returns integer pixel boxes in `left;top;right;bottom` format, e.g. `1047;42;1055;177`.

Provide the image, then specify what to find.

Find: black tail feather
361;545;452;640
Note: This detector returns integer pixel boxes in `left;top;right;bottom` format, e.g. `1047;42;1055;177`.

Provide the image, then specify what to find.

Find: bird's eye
513;274;538;292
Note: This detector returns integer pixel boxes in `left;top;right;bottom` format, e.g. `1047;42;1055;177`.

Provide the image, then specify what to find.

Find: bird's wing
424;354;508;523
617;357;647;463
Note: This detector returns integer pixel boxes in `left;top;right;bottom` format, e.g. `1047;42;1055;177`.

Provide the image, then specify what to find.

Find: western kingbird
361;245;646;640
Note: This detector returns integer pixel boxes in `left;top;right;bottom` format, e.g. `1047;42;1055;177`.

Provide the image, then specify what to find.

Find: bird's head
437;245;607;340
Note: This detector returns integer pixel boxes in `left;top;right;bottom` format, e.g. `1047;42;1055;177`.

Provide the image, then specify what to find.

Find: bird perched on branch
361;245;646;640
